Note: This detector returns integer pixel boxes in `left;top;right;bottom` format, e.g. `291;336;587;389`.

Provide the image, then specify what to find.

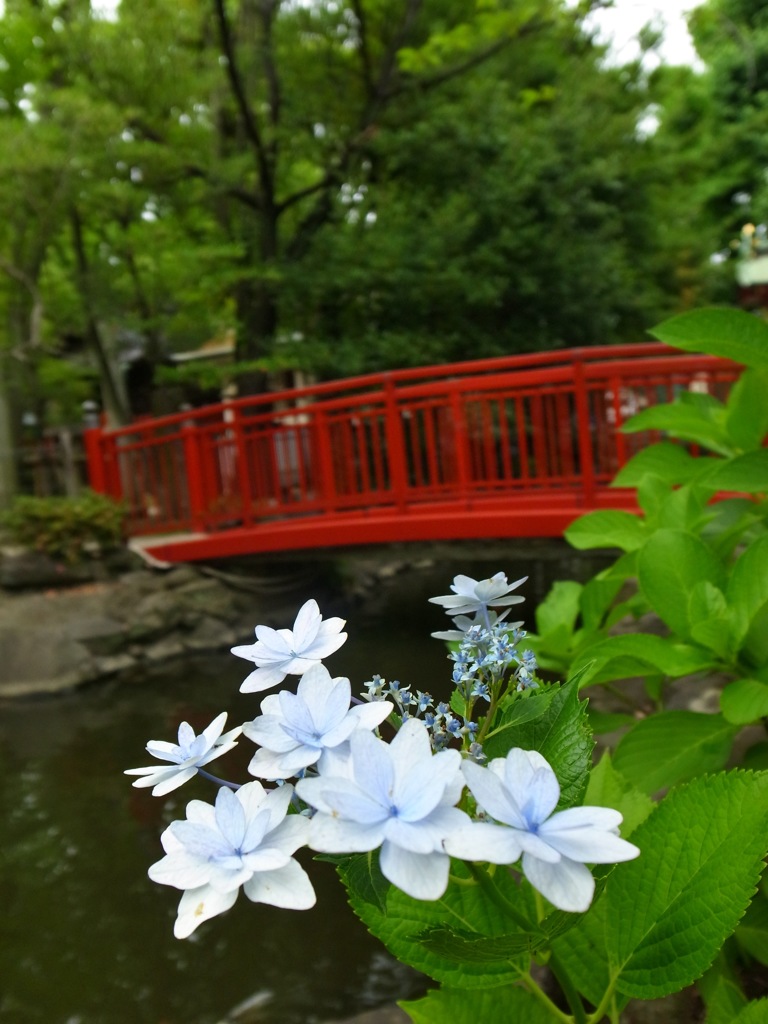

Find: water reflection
0;550;597;1024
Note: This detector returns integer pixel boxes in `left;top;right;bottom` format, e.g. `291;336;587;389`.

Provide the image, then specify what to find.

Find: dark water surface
0;548;598;1024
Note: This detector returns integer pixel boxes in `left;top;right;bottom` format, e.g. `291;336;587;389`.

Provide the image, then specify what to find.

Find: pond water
0;548;601;1024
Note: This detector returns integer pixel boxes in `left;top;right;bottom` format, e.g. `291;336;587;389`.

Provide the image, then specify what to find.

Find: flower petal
443;821;523;865
380;843;450;900
522;852;595;913
243;859;316;910
307;812;384;853
174;884;238;939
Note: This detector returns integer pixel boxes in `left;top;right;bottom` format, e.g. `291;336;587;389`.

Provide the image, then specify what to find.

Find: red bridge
84;343;737;563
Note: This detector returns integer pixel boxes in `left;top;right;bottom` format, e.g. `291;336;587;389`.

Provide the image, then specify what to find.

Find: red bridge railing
84;343;738;558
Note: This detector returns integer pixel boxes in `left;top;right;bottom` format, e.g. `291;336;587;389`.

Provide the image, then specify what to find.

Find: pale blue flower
232;599;347;693
296;719;470;900
429;572;527;628
243;663;392;781
148;781;315;938
444;748;639;912
125;712;242;797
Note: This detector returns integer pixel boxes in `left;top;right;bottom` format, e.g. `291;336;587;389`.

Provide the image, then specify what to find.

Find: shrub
1;489;127;563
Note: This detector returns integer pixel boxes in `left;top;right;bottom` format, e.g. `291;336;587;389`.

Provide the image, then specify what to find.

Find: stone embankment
0;548;325;698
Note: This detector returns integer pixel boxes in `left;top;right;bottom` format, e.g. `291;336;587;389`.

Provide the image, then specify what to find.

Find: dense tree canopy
0;0;757;491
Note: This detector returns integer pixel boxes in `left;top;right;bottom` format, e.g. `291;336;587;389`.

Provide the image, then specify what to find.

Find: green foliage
1;490;126;563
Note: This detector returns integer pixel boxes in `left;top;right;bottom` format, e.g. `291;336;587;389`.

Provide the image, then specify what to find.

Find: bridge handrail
84;344;741;541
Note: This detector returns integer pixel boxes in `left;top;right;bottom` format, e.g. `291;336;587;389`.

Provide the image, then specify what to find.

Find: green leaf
638;528;726;639
490;689;555;735
688;581;733;659
612;711;737;795
483;676;592;808
622;394;732;457
402;984;554;1024
607;771;768;998
725;367;768;451
730;1000;768;1024
704;450;768;493
587;710;636;735
727;535;768;663
450;689;467;718
343;866;527;989
735;889;768;967
417;926;544;962
698;951;748;1024
570;633;714;687
534;580;581;636
721;679;768;725
551;894;613;1007
335;850;390;912
611;441;705;487
579;573;625;630
743;741;768;772
564;510;646;552
584;751;655;838
649;307;768;369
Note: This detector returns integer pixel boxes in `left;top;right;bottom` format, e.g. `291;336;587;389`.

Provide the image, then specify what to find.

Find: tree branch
212;0;274;199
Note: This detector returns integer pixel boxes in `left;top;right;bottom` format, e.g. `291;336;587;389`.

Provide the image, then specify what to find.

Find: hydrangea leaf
606;771;768;999
578;573;625;630
734;889;768;967
483;676;592;809
687;581;733;659
612;711;737;795
727;535;768;663
622;395;732;457
648;307;768;369
584;752;654;838
638;528;726;639
334;850;390;913
485;689;554;740
401;984;553;1024
416;926;546;962
720;679;768;726
611;441;705;488
551;893;613;1007
725;368;768;451
705;450;768;492
730;999;768;1023
564;510;646;552
698;951;748;1024
570;633;714;688
534;580;581;635
344;862;528;988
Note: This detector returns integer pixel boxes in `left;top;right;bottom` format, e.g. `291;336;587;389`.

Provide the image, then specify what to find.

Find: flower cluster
127;577;639;940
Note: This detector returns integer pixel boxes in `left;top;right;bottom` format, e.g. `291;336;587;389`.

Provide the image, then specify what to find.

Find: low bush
1;489;127;563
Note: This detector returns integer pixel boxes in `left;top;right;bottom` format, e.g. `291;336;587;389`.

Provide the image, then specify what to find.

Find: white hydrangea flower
429;572;527;621
148;781;315;938
296;719;469;900
232;599;347;693
444;748;640;912
244;663;393;780
125;712;242;797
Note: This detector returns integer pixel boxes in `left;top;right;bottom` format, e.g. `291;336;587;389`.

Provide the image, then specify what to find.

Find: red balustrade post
182;424;208;532
449;387;471;500
383;377;409;512
314;408;338;513
83;427;108;494
573;355;596;507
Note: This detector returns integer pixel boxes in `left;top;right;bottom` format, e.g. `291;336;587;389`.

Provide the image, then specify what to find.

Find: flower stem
197;768;241;790
549;952;587;1024
520;973;574;1024
466;863;532;932
585;973;619;1024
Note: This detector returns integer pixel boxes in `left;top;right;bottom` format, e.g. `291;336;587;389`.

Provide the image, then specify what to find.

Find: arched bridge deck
84;343;738;563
